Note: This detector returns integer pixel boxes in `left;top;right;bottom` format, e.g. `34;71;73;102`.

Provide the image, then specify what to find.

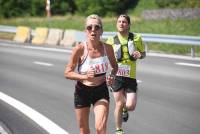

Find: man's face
116;16;130;33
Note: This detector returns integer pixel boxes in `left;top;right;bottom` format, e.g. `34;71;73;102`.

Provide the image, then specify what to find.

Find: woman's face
85;18;102;41
116;16;130;33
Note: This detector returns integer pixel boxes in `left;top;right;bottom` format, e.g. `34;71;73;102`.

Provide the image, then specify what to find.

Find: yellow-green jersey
106;32;145;79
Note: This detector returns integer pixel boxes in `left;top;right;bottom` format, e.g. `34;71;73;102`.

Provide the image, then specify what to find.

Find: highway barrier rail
1;25;200;57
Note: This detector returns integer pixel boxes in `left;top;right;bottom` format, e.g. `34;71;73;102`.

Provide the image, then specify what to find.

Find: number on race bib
116;64;131;77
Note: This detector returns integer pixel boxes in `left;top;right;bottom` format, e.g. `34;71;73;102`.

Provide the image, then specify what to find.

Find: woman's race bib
89;56;109;74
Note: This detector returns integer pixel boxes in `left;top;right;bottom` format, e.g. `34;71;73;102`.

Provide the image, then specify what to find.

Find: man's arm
140;51;146;59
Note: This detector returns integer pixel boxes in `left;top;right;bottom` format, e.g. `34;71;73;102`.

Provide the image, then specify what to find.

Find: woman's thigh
93;99;109;126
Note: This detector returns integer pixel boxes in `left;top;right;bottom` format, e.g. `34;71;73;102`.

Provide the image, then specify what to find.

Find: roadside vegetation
0;0;199;56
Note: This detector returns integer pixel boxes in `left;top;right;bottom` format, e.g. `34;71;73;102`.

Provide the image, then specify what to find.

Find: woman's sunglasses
86;24;101;31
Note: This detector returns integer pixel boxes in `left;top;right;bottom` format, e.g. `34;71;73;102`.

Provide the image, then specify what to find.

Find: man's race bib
116;64;131;77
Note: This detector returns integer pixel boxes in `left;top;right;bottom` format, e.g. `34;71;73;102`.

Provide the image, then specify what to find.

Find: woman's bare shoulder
72;42;85;55
103;42;113;51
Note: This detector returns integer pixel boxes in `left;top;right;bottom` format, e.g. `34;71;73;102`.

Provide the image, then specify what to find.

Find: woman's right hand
86;67;95;80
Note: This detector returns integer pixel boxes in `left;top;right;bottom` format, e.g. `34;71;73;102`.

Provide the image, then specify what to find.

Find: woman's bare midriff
79;75;106;86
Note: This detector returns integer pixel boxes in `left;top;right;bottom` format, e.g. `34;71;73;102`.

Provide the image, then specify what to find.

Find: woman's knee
77;117;90;134
95;122;106;134
79;123;90;134
78;121;90;134
94;114;107;133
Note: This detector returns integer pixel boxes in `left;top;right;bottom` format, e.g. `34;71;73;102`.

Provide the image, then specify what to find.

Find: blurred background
0;0;200;56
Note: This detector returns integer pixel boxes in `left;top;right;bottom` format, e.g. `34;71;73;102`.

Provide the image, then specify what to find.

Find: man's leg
126;92;137;111
121;92;137;123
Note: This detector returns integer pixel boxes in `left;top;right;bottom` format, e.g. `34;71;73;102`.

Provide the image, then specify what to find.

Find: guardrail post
191;46;195;58
144;42;148;53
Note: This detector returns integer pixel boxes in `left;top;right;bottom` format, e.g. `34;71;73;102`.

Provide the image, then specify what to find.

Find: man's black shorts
111;76;138;93
74;81;109;108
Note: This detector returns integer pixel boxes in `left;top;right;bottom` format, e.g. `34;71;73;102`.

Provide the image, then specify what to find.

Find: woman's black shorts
111;76;138;93
74;81;109;108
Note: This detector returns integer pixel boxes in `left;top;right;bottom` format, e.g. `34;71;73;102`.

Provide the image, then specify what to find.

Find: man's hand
132;51;141;59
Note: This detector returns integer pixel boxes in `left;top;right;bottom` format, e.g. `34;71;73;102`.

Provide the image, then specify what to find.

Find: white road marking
175;62;200;67
0;91;69;134
147;53;200;61
23;46;72;53
0;126;8;134
33;61;53;66
137;80;142;83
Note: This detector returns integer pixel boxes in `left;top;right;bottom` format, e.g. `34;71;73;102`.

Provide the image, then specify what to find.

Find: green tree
0;0;32;18
75;0;139;16
31;0;45;16
51;0;76;15
0;0;139;18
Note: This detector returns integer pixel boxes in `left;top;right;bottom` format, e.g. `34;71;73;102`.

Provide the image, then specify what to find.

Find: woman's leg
93;99;109;134
75;107;90;134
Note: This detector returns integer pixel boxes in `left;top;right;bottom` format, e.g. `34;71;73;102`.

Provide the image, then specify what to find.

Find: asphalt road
0;41;200;134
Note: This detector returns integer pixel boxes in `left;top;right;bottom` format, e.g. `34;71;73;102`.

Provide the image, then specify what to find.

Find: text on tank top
78;42;109;76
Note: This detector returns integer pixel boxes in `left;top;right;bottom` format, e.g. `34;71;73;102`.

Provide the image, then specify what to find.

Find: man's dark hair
117;14;131;25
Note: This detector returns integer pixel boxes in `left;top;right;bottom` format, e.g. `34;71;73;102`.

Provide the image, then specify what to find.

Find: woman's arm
64;43;88;80
105;43;118;76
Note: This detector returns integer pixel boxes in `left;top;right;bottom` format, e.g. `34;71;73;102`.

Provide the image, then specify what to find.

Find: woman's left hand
106;75;115;86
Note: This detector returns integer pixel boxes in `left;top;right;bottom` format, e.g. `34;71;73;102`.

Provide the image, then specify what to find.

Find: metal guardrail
103;32;200;57
0;25;200;57
0;25;17;33
103;32;200;46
